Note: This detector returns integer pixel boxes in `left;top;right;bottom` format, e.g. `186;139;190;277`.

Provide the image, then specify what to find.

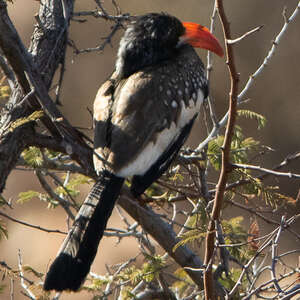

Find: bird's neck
115;41;191;79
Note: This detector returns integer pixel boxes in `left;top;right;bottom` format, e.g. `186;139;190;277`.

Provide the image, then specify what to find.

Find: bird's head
116;13;223;78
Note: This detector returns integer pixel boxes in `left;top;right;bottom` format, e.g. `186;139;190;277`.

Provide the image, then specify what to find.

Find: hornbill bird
44;13;223;292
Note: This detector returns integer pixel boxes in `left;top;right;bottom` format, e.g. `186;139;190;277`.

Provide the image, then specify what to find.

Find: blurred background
1;0;299;299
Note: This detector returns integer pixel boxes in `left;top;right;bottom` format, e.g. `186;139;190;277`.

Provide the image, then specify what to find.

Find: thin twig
18;250;36;300
35;170;75;220
232;163;300;179
72;22;122;54
227;25;263;45
0;210;67;234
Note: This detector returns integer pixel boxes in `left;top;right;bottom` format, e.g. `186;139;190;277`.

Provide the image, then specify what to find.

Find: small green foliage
168;164;185;182
119;265;143;284
118;287;135;300
144;182;164;198
171;268;194;298
208;125;260;171
207;135;223;170
56;174;91;198
219;268;247;298
142;253;165;282
17;190;59;208
230;125;260;165
23;265;43;279
234;170;285;208
83;275;112;292
0;76;10;100
173;228;206;252
9;111;43;132
17;190;41;204
118;254;165;286
0;284;5;295
185;206;207;229
0;219;8;240
237;109;267;129
0;85;10;100
222;217;250;262
22;146;43;167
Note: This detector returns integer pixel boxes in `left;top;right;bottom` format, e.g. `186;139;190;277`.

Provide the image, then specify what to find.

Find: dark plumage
116;13;185;78
44;12;223;292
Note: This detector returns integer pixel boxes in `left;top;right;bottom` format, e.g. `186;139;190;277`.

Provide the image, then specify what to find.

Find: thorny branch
203;0;240;298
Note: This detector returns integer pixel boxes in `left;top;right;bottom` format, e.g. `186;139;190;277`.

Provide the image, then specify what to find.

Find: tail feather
44;171;124;291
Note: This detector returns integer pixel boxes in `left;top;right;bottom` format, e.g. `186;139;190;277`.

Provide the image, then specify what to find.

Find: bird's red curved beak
182;22;224;57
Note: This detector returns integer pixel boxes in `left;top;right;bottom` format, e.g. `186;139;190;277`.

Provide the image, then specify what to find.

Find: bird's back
93;45;208;177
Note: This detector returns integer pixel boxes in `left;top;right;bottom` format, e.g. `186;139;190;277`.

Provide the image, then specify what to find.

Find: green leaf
207;136;223;170
237;109;267;129
17;190;40;204
23;265;43;278
0;85;10;100
22;146;43;167
171;268;194;298
0;284;5;294
9;111;43;132
0;219;8;240
83;275;112;291
222;217;251;262
173;228;206;252
219;268;247;298
56;174;92;198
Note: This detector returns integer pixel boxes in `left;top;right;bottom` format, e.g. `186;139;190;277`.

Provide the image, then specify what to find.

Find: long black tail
44;171;124;291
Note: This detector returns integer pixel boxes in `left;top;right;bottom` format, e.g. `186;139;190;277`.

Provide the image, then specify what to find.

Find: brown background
1;1;299;299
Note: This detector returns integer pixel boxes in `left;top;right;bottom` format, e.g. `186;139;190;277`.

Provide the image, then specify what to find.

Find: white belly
116;90;204;177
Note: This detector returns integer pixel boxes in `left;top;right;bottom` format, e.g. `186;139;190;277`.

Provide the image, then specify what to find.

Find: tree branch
0;210;66;234
119;188;226;298
232;163;300;179
203;1;240;298
0;0;93;193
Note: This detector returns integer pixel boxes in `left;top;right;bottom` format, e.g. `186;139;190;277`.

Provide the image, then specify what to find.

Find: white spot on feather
116;90;204;177
171;101;178;108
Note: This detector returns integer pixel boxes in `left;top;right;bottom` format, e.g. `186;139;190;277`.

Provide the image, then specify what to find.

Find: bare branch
203;0;240;298
72;10;132;22
18;250;36;300
227;25;263;45
71;22;122;54
0;210;67;234
232;163;300;179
